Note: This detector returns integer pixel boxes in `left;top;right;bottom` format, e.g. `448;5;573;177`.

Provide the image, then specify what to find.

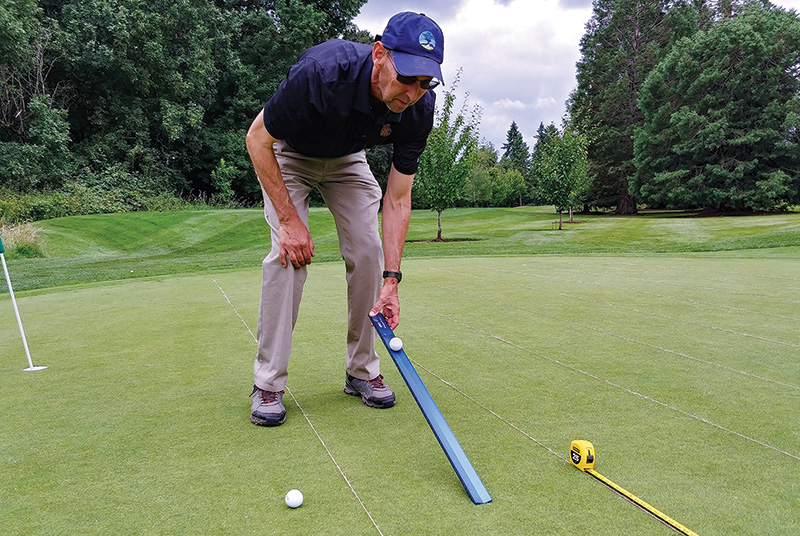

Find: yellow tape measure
570;440;700;536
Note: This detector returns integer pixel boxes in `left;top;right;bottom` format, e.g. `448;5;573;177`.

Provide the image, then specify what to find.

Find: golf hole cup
285;489;303;508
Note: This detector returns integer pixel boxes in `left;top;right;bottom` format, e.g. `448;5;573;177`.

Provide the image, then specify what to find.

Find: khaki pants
254;141;384;391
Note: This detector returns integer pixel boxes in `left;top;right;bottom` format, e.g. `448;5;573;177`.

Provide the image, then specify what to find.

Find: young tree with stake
416;71;481;241
536;128;592;229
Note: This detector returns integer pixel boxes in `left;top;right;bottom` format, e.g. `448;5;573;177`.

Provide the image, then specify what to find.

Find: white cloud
535;97;558;109
493;99;528;110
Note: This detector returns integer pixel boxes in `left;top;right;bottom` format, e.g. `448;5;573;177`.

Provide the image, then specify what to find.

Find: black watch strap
382;270;402;283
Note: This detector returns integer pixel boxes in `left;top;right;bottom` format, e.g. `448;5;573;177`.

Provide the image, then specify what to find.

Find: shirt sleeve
392;135;429;175
391;92;436;175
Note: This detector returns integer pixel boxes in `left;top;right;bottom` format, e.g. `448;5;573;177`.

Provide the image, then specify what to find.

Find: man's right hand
279;216;314;268
246;110;314;269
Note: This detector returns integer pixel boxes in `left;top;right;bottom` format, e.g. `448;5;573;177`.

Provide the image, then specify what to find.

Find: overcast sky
354;0;800;152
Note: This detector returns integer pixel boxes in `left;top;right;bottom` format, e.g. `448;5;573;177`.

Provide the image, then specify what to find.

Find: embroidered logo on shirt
380;124;392;137
419;31;436;51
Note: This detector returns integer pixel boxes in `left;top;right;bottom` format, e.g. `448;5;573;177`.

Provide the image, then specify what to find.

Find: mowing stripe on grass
576;259;800;294
514;260;800;307
409;301;800;462
507;262;800;324
211;278;384;536
575;298;800;349
638;290;799;323
613;275;800;305
504;275;800;350
427;272;800;392
714;270;800;287
631;269;800;296
485;265;800;349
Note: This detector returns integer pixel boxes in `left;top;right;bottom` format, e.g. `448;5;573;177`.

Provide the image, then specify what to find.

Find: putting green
1;255;798;535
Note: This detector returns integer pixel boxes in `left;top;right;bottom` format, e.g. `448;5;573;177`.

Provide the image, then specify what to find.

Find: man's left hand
369;280;400;329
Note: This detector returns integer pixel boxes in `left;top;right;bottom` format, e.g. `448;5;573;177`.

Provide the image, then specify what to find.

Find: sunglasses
388;52;440;90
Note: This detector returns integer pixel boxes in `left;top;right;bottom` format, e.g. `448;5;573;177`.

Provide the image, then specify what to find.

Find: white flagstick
0;236;46;371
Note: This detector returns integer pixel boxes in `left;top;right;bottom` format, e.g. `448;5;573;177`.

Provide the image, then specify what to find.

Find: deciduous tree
416;72;481;241
536;127;592;229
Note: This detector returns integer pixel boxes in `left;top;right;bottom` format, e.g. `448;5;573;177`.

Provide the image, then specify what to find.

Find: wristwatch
382;270;402;283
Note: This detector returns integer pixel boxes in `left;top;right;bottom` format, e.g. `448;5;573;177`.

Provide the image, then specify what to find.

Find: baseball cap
380;12;444;85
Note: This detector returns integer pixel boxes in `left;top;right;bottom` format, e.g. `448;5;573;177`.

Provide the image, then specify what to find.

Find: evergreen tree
570;0;698;213
500;121;530;175
530;122;559;204
633;4;800;211
532;122;557;156
500;121;531;204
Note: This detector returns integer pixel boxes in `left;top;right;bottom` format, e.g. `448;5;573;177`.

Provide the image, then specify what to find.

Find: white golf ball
389;337;403;351
285;489;303;508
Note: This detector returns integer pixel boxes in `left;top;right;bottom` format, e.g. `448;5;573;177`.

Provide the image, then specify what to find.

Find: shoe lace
251;386;284;403
367;375;386;389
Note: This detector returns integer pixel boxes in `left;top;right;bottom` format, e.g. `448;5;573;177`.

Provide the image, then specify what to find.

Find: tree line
571;0;800;214
0;0;371;222
409;0;799;232
1;0;798;225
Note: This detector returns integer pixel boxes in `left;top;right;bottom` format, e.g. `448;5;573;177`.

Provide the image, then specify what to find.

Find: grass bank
2;206;799;293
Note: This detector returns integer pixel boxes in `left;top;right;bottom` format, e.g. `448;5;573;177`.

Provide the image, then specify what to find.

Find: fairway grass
2;251;799;534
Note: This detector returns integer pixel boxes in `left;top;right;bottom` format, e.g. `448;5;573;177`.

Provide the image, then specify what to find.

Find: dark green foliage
6;242;43;258
464;145;529;208
500;121;530;176
0;95;74;191
499;121;532;205
56;0;261;195
530;122;559;204
633;5;800;211
571;0;698;213
1;0;368;219
570;0;797;213
0;0;42;81
1;2;73;191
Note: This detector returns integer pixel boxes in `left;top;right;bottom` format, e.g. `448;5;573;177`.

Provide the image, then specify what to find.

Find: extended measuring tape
570;440;699;536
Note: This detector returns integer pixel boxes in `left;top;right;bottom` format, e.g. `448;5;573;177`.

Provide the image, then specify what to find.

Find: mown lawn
1;208;798;535
3;206;800;292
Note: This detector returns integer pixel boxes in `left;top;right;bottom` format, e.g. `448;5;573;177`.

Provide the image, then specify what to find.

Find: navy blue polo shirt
262;39;436;175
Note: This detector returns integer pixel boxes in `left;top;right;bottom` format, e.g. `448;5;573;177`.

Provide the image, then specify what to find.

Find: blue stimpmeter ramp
370;313;492;505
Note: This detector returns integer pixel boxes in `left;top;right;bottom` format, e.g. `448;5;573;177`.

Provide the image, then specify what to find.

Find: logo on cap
419;31;436;51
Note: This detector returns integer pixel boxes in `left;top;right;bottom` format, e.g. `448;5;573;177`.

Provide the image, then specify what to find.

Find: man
245;12;444;426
